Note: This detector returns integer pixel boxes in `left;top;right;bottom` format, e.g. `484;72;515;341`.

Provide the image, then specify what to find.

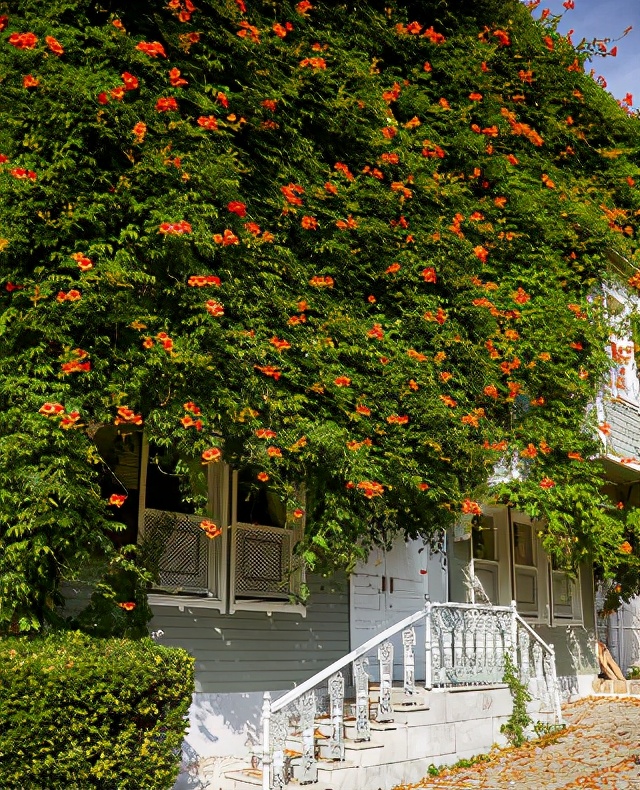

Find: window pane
553;572;572;606
472;516;497;561
475;564;499;604
145;444;194;514
513;521;534;566
236;470;285;527
515;568;537;612
553;571;576;618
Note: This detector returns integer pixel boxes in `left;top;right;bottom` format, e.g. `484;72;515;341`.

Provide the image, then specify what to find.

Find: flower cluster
159;220;192;235
2;0;639;599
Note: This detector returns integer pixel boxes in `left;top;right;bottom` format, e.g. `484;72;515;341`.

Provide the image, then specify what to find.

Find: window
512;520;537;615
449;508;584;626
472;516;500;604
229;470;304;613
550;561;583;623
137;437;304;613
510;515;550;622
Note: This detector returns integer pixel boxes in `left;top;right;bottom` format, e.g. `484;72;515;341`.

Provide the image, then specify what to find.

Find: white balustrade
402;627;416;696
328;672;345;760
260;600;561;789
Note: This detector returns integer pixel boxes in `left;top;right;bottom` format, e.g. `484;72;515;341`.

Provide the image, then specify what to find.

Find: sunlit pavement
396;697;640;790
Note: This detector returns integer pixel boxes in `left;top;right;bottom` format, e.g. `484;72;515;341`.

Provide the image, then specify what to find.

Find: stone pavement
397;697;640;790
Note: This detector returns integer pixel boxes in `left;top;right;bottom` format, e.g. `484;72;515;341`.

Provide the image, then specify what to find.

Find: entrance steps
225;684;514;790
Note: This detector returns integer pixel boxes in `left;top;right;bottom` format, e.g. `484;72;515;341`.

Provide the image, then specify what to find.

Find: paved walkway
399;697;640;790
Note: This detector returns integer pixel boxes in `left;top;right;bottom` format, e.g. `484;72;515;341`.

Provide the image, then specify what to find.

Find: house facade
594;279;640;679
65;284;640;786
64;421;600;788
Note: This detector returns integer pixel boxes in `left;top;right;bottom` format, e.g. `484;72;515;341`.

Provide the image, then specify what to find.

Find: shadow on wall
174;691;270;789
534;624;598;701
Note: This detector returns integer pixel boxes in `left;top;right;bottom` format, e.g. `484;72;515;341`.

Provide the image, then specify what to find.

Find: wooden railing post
298;692;318;783
328;672;345;760
262;691;271;790
402;627;416;696
353;657;371;742
376;641;394;722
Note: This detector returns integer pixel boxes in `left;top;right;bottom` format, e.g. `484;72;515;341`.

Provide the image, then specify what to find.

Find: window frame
509;511;549;624
138;437;305;615
469;507;513;606
549;564;583;625
229;470;305;614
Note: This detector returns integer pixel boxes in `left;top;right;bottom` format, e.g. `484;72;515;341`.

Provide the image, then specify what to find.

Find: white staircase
224;601;562;790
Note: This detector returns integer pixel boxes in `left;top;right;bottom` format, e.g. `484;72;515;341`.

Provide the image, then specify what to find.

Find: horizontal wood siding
149;573;350;692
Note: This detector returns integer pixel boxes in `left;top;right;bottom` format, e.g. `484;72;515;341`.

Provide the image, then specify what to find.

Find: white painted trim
229;600;307;617
148;594;226;613
228;471;239;614
602;453;640;474
218;463;230;614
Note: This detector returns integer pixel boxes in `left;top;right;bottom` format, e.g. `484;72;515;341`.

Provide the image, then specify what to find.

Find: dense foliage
1;0;639;627
0;631;193;789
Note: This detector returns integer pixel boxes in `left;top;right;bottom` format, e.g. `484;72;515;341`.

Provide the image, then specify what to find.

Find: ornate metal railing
514;612;563;723
260;600;561;790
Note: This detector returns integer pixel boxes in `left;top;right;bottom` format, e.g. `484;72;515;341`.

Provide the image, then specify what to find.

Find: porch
224;600;562;790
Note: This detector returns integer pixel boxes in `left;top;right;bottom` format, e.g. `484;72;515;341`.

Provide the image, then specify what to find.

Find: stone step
224;768;263;788
285;732;386;758
592;678;640;695
316;757;373;789
224;769;336;790
344;719;400;734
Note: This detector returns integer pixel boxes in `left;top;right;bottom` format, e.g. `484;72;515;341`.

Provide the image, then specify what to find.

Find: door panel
350;537;434;681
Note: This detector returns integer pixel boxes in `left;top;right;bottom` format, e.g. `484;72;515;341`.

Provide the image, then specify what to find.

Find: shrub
0;631;194;790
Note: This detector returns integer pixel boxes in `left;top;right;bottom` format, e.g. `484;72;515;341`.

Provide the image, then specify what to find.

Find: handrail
272;600;513;713
271;605;430;713
514;608;563;725
514;610;556;654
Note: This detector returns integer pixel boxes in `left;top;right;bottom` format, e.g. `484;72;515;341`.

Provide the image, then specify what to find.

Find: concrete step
593;677;640;695
284;732;386;760
224;769;335;789
317;758;372;788
224;768;263;788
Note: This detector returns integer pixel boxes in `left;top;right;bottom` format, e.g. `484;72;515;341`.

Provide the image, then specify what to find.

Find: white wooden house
64;422;600;789
58;273;640;788
593;280;640;681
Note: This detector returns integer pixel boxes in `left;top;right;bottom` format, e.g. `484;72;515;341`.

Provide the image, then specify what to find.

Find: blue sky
523;0;639;105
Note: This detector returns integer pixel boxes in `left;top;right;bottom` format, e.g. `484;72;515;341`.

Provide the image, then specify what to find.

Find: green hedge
0;631;194;789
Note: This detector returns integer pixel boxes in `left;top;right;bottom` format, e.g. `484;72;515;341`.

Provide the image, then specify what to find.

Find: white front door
350;536;446;680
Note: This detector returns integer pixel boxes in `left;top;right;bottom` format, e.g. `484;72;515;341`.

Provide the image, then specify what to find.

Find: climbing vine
0;0;639;629
501;653;533;747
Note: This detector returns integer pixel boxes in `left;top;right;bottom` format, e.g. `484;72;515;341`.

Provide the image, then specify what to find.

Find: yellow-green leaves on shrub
0;632;194;790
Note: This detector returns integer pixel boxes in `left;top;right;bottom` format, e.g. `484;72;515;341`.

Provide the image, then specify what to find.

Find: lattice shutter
234;524;293;597
143;508;210;594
